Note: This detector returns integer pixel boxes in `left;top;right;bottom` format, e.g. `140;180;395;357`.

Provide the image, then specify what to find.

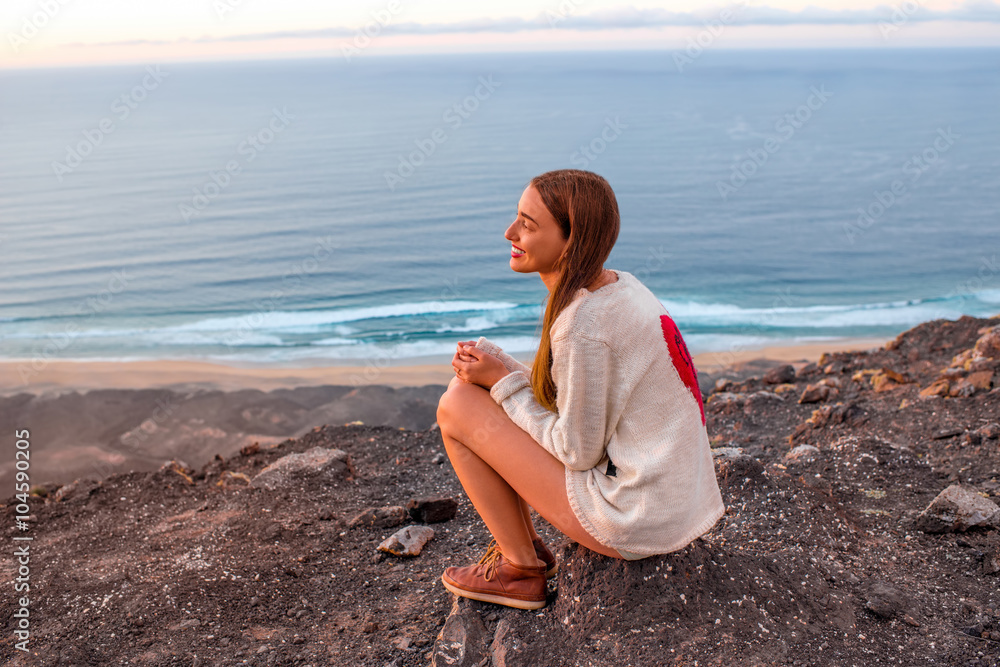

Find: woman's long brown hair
527;169;620;412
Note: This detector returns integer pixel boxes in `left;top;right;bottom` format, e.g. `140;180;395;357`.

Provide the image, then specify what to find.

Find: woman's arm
486;333;615;471
475;336;532;375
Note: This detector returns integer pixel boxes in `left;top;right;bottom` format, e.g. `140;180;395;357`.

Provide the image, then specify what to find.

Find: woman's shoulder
559;271;663;338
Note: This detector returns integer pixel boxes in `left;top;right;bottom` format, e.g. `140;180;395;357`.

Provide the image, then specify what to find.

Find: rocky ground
2;315;999;666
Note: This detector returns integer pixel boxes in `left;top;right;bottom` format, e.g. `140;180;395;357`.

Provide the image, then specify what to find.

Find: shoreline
0;336;892;396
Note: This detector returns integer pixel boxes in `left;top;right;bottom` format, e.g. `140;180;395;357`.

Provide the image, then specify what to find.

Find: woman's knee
436;376;474;425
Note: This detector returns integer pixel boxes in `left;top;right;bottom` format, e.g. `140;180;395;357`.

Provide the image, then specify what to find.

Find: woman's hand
452;342;509;390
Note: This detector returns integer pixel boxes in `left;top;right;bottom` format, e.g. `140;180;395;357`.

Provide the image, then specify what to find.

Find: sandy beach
0;337;891;396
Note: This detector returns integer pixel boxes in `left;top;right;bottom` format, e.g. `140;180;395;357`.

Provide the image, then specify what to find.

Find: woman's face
504;185;568;278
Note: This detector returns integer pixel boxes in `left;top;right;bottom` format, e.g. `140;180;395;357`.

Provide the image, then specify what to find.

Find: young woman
436;169;725;610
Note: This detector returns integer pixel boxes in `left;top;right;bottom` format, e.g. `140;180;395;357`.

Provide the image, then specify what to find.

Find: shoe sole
441;576;547;610
545;563;558;579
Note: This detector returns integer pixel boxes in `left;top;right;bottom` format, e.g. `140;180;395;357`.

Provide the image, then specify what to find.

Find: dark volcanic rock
407;495;459;523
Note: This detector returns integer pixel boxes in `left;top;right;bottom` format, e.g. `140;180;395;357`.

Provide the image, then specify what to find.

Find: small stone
967;370;994;391
432;452;447;465
949;379;977;397
920;378;951;397
240;442;260;456
251;447;354;491
981;550;1000;575
865;582;906;620
978;423;1000;440
407;496;459;523
52;478;102;503
349;506;409;529
915;484;1000;533
714;451;765;486
763;364;795;384
798;383;831;404
973;326;1000;360
784;445;820;464
378;525;435;557
430;597;490;667
216;471;251;489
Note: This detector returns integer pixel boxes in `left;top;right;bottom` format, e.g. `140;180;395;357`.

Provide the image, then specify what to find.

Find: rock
706;391;745;406
763;364;795;384
251;447;354;491
407;496;459;523
216;471;252;489
711;447;745;459
978;423;1000;440
714;450;765;486
240;442;260;456
865;582;907;619
432;452;447;465
714;378;733;392
168;618;201;630
920;378;950;397
914;484;1000;533
805;402;864;430
798;383;832;404
743;391;784;414
981;549;1000;575
949;378;977;397
784;445;820;464
967;370;994;391
795;362;819;378
160;460;195;485
430;597;490;667
931;427;963;440
349;506;409;529
973;325;1000;360
871;371;905;392
52;478;102;503
378;525;435;557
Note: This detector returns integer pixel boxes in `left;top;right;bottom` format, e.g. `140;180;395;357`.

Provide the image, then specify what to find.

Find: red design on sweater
660;314;705;425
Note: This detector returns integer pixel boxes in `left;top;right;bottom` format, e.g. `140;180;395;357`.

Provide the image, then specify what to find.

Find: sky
2;0;999;68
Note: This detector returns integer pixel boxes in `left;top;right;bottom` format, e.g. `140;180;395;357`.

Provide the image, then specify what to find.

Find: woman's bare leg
519;497;540;542
436;376;622;561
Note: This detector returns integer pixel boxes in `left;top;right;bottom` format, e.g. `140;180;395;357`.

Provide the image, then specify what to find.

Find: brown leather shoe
532;538;558;579
478;538;558;579
441;545;547;610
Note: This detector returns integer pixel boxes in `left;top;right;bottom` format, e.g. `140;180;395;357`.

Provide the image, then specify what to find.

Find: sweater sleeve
488;333;614;471
475;335;532;375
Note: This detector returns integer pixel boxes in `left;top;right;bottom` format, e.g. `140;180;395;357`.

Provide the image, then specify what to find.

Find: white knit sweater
477;269;725;556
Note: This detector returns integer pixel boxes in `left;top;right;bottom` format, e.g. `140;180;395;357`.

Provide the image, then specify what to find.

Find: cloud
83;1;1000;48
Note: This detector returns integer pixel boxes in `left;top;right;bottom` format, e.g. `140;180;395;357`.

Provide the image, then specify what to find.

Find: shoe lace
477;539;503;582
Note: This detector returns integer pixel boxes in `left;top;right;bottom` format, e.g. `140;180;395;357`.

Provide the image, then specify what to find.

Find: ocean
1;48;998;367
